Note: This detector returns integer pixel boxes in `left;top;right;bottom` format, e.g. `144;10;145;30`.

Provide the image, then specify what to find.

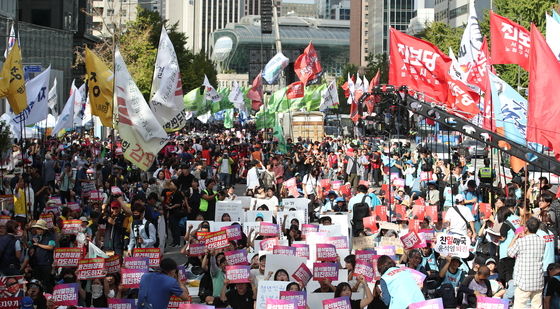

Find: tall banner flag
320;80;339;111
224;108;234;129
149;26;188;131
389;28;451;103
48;77;58;116
294;43;322;84
546;14;560;60
263;52;289;84
229;81;247;112
345;73;355;104
3;24;15;58
527;24;560;156
457;0;483;86
85;48;114;128
363;70;380;114
114;47;169;171
203;75;221;102
490;11;530;71
52;81;76;136
12;66;50;126
286;81;305;100
0;40;27;114
445;75;480;119
247;73;263;110
489;71;527;146
73;83;88;127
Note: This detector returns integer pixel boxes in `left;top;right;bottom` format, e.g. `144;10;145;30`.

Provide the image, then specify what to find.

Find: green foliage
365;53;389;84
416;21;463;55
494;0;556;30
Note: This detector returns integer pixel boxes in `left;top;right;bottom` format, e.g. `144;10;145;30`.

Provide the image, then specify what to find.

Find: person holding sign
28;219;55;293
219;279;255;309
137;258;190;309
334;277;373;309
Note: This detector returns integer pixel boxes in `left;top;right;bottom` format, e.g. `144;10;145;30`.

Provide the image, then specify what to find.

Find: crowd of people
0;129;559;309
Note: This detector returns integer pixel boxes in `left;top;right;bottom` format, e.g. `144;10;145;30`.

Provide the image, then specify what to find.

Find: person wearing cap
319;191;338;214
99;200;129;256
59;164;74;204
443;194;475;238
176;163;195;192
80;216;93;241
28;220;55;293
439;255;467;288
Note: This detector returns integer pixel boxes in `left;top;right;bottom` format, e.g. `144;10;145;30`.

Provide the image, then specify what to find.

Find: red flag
286;81;305;99
294;43;322;85
478;38;495;131
364;70;381;114
527;24;560;154
445;76;480;119
490;11;530;71
389;28;451;103
247;73;263;110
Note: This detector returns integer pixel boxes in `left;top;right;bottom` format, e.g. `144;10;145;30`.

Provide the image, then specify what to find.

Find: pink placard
266;298;298;309
292;244;310;259
301;224;319;235
476;296;509;309
377;245;396;256
178;305;216;309
105;255;121;274
322;296;351;309
221;224;243;241
108;298;137;309
52;283;78;306
325;236;349;249
260;237;279;251
292;263;312;285
77;258;106;280
260;222;280;236
409;298;444;309
400;231;423;249
0;297;21;309
132;248;161;267
279;291;307;309
272;245;296;256
121;269;147;288
355;249;375;261
406;268;427;287
225;249;249;265
123;257;149;270
225;265;251;283
188;243;206;256
316;244;338;261
203;230;230;250
354;259;374;282
331;180;342;190
313;262;339;281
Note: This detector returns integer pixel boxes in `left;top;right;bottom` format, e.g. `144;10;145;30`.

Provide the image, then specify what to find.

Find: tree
416;21;463;55
365;53;389;84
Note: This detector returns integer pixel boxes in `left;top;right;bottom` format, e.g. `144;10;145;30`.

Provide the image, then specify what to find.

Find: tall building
279;0;318;18
166;0;243;54
434;0;490;28
243;0;261;16
92;0;140;37
329;0;350;20
349;0;369;66
407;0;434;35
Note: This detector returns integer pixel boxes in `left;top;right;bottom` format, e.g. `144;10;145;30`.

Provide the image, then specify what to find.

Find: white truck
280;111;325;142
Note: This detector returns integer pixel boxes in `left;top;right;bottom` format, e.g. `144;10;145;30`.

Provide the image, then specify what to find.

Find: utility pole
272;0;285;87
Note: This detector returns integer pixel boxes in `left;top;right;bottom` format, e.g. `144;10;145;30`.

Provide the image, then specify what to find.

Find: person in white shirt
443;194;475;238
127;203;157;255
246;161;265;191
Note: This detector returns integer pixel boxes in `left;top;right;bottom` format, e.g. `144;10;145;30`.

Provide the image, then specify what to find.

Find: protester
137;258;190;309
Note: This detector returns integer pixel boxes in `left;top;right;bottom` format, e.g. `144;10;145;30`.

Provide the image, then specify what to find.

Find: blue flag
489;72;527;146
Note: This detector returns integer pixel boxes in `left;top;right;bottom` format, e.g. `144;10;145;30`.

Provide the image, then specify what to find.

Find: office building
434;0;490;28
407;0;434;35
92;0;140;37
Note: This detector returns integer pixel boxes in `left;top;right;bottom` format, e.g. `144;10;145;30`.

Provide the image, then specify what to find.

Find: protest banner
280;291;307;309
313;262;339;281
380;236;404;255
202;230;229;250
255;281;290;309
108;298;137;309
52;283;79;306
39;213;54;228
89;190;104;201
123;257;149;270
374;205;388;222
266;298;298;309
434;233;471;258
377;245;397;256
400;231;423;250
352;235;375;250
292;263;313;285
132;248;161;267
265;254;307;281
393;178;405;187
322;296;351;309
479;203;492;220
178;305;214;309
363;216;378;233
0;298;20;309
177;265;188;283
215;200;244;222
339;184;351;197
409;298;444;309
187;243;206;257
411;205;425;221
425;205;438;222
225;265;251;283
418;229;435;245
77;258;106;280
0;276;23;298
320;214;350;236
476;296;509;309
0;215;10;226
316;244;338;261
259;222;280;236
167;295;190;309
221;224;243;241
394;204;406;220
319;179;331;191
318;224;342;236
355;250;375;261
406;267;427;287
292;244;310;259
61;220;82;235
409;219;420;233
225;249;249;265
371;255;382;280
54;248;82;267
325;236;349;249
281;198;310;214
260;237;279;251
273;245;296;256
301;224;319;236
67;202;81;212
105;255;121;274
354;259;374;282
245;210;274;222
121;269;147;288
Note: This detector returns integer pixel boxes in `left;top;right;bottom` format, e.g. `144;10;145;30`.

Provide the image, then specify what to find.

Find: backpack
436;283;458;308
352;195;370;235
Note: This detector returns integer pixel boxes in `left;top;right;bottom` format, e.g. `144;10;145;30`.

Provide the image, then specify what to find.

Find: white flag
362;76;369;92
347;73;355;105
320;80;339;111
262;52;289;84
546;14;560;60
228;81;246;112
73;83;87;127
48;77;57;116
196;110;211;124
457;0;482;83
82;96;92;126
52;81;76;136
355;75;363;92
3;24;15;58
114;47;168;171
11;66;51;125
149;26;187;131
202;75;221;102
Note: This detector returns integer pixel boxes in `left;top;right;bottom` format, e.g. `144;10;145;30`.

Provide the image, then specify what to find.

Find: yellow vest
14;188;26;216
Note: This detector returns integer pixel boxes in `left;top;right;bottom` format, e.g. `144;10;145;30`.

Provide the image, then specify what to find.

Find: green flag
183;87;204;112
304;84;327;111
255;108;276;130
273;119;287;153
212;88;233;113
268;87;288;112
224;108;234;129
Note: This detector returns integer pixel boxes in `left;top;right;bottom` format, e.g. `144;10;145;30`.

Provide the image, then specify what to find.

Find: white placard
256;280;290;309
245;210;274;222
265;254;307;281
434;232;471;258
215;200;244;222
282;198;310;217
278;210;306;229
320;213;350;236
236;196;253;209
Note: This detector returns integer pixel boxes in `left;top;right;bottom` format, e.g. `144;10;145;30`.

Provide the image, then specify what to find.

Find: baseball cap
21;296;33;309
79;216;88;222
455;194;465;203
485;258;496;265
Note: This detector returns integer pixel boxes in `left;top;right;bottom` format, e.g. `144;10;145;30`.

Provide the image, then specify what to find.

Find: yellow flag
84;48;114;128
0;41;27;115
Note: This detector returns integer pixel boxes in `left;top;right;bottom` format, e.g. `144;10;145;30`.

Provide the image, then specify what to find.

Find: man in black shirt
219;281;254;309
176;164;195;192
